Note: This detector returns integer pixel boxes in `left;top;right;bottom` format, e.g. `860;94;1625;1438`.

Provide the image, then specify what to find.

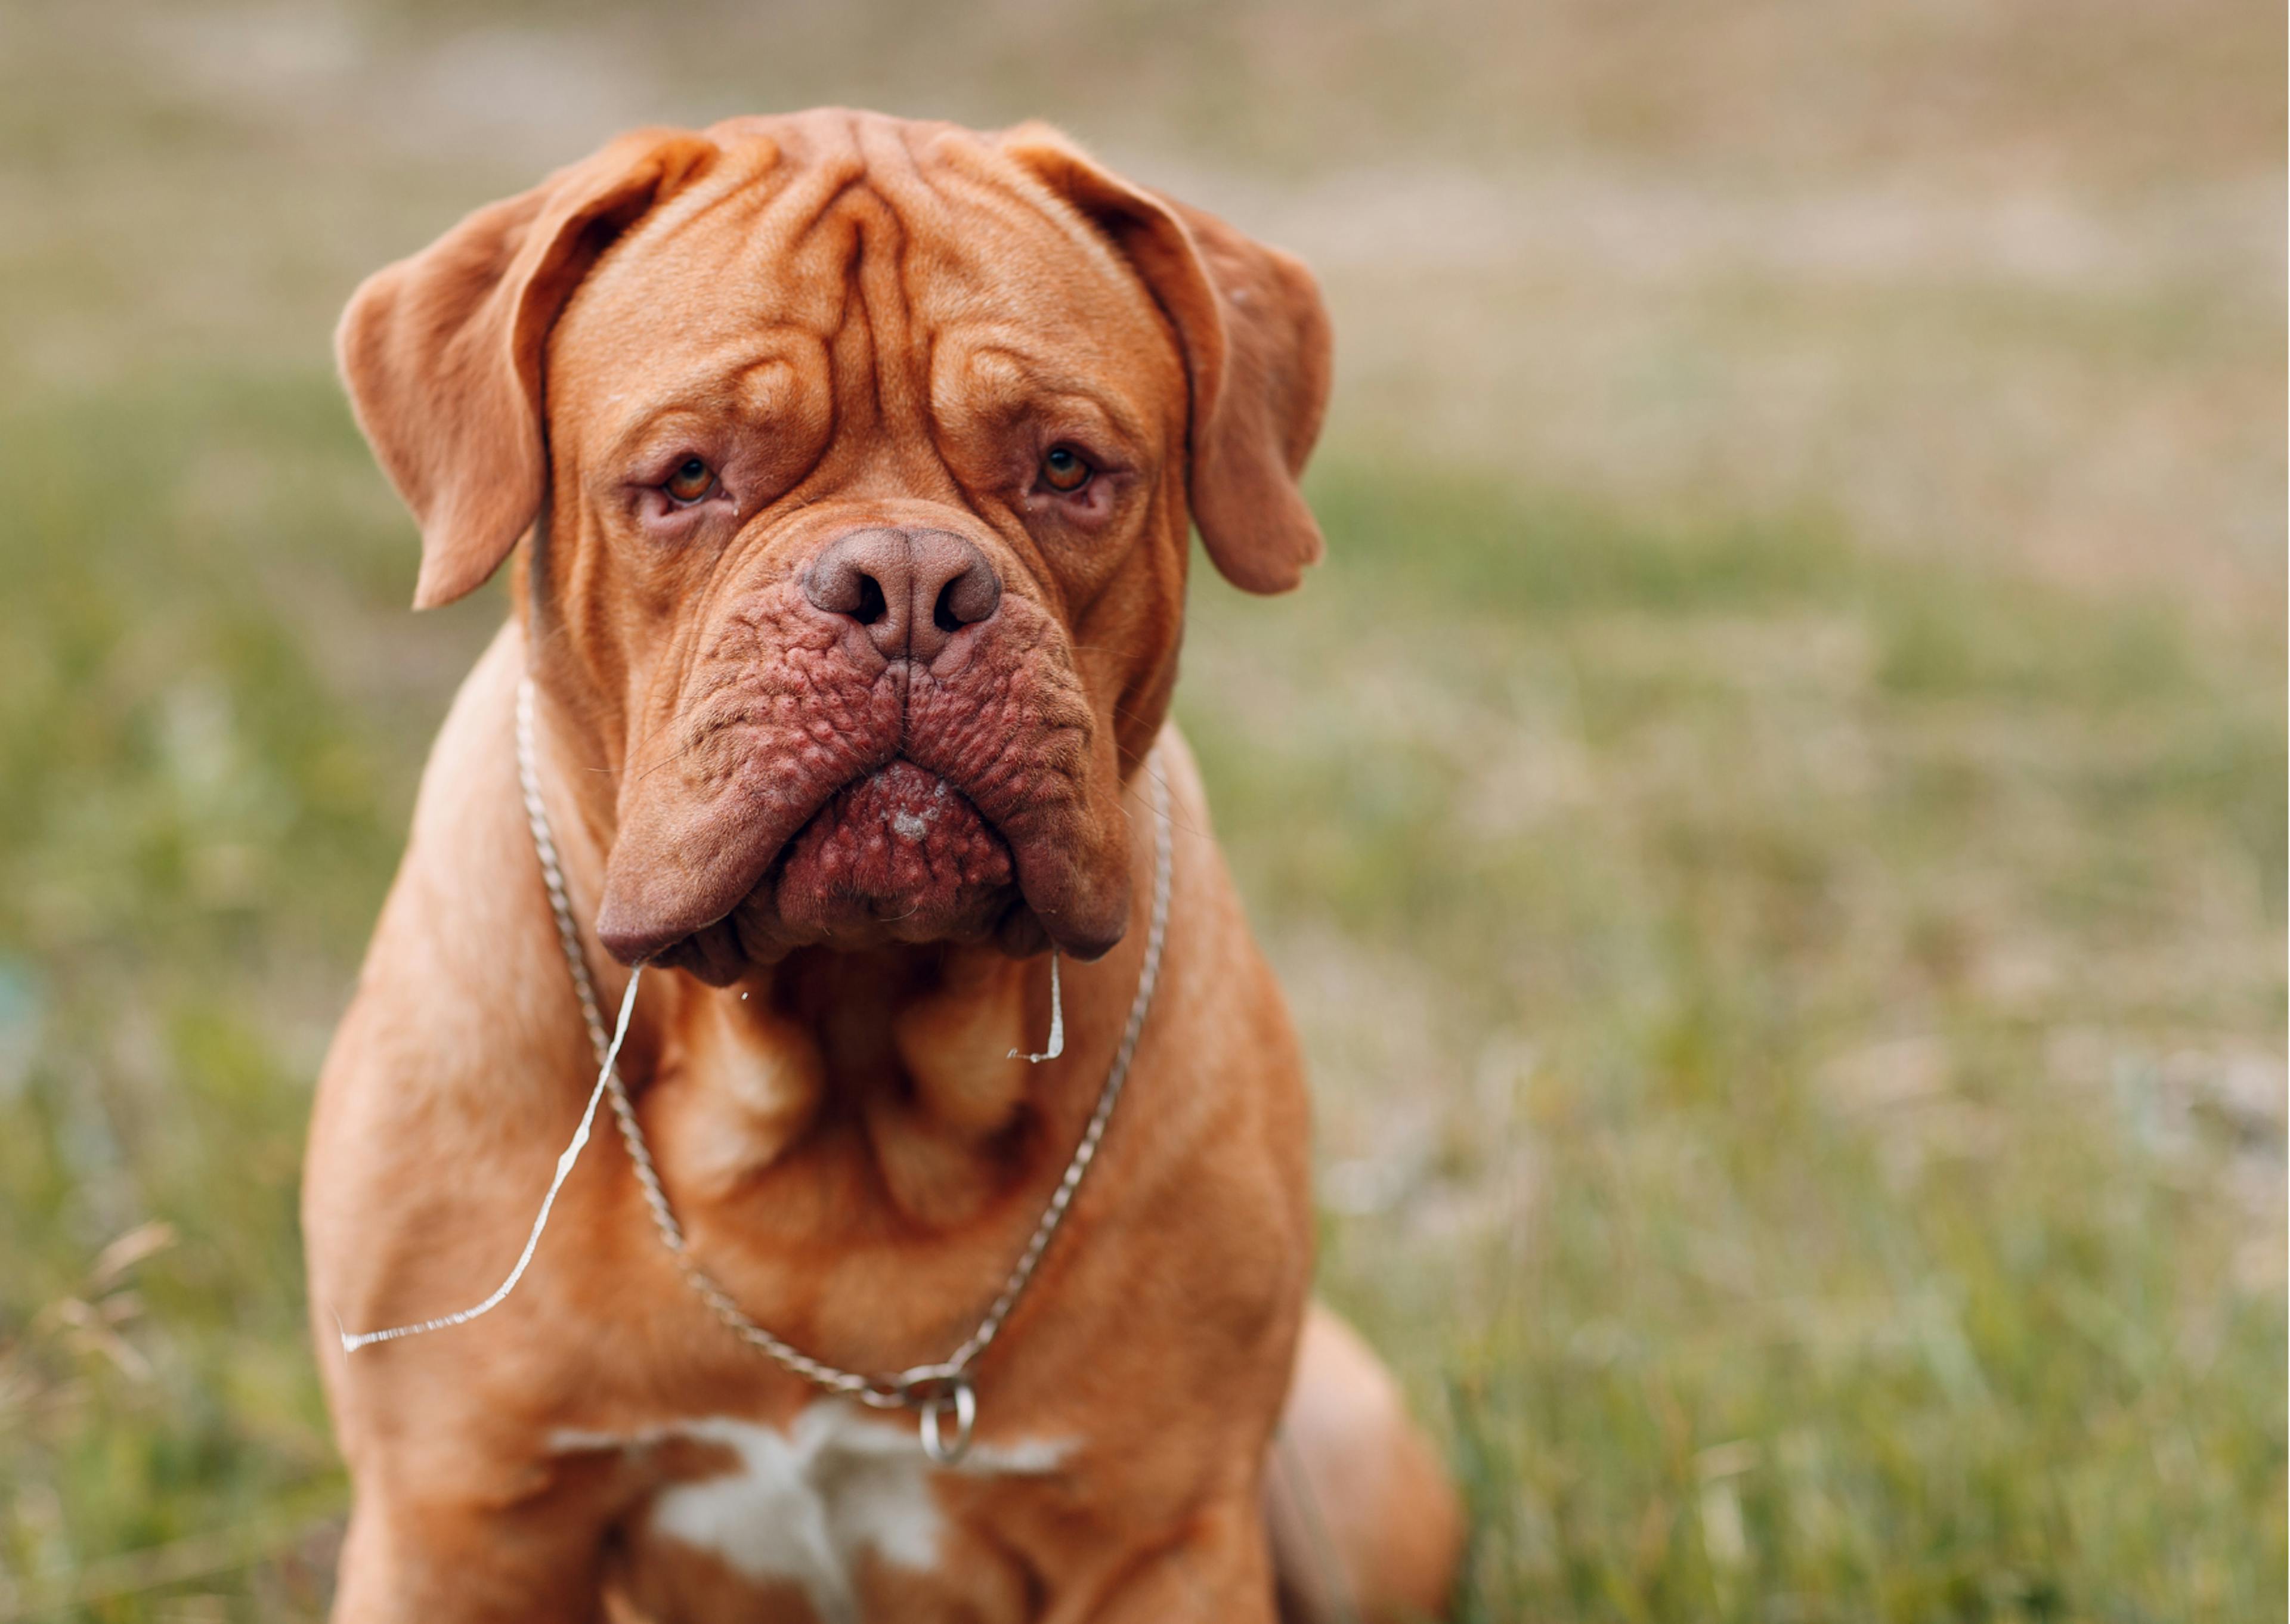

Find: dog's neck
525;686;1119;1233
643;943;1048;1226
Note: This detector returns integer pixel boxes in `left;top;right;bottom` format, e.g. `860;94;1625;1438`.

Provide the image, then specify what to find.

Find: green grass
0;359;2277;1619
0;377;429;1618
1184;466;2284;1620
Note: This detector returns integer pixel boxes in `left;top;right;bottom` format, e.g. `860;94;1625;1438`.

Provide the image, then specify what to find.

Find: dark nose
801;528;1002;663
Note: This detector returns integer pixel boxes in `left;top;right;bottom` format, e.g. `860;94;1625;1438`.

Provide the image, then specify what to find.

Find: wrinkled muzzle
593;523;1131;983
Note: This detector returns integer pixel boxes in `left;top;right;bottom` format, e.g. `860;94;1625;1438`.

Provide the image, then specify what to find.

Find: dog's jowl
307;109;1461;1623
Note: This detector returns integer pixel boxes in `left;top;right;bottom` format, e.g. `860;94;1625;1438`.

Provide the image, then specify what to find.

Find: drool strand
1009;949;1065;1063
336;962;646;1353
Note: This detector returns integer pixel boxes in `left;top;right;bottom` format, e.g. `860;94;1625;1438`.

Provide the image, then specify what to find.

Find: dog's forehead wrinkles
590;339;824;461
553;123;1180;610
579;116;1162;375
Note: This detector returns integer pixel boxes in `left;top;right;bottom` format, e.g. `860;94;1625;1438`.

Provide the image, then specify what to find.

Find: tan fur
308;109;1460;1622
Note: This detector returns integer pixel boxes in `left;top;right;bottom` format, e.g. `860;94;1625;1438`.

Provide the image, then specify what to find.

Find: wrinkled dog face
556;123;1188;977
338;111;1330;983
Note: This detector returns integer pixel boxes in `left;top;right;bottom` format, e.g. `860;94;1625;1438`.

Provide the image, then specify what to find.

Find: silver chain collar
515;676;1173;1463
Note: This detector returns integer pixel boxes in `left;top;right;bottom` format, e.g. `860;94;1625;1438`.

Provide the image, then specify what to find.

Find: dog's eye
1039;445;1093;494
663;457;716;504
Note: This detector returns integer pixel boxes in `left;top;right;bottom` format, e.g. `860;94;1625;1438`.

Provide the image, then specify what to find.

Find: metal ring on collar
916;1375;977;1464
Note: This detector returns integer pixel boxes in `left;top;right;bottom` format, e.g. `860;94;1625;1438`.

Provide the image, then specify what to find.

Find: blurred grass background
0;1;2282;1619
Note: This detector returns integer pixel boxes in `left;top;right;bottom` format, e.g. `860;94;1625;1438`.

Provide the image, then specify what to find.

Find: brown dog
305;109;1462;1622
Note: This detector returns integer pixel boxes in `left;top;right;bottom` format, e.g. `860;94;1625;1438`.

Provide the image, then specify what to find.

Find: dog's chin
773;758;1018;937
649;761;1041;985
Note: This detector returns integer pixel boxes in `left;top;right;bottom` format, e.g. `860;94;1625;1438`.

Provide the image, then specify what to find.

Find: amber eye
1040;445;1092;494
663;457;715;504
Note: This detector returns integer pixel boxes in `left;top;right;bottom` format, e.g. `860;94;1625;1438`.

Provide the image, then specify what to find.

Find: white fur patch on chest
551;1406;1068;1623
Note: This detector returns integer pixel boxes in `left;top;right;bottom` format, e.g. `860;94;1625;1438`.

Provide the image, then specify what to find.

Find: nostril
802;532;905;625
933;562;1001;633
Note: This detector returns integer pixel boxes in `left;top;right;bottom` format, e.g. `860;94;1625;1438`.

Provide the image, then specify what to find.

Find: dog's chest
559;1405;1066;1624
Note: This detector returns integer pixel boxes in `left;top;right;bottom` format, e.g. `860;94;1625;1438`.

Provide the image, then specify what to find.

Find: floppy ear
999;125;1333;594
336;129;719;608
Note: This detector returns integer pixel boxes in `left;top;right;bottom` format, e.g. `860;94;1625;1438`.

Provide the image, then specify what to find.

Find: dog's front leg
331;1481;617;1624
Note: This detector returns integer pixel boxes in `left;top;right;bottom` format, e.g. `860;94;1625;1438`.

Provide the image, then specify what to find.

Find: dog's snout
802;528;1001;663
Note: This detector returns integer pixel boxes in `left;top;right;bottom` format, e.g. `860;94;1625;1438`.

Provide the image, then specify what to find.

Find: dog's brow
597;342;827;461
932;347;1152;452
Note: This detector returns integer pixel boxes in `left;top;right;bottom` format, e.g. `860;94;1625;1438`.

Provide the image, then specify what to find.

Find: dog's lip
595;749;855;965
770;760;1015;922
595;798;828;968
595;755;1107;966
